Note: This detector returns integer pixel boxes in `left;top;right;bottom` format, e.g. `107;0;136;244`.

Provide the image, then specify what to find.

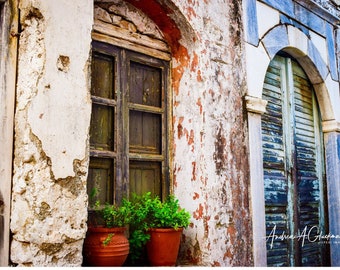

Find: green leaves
102;233;114;246
149;194;190;229
93;197;132;228
129;192;191;229
127;192;191;264
88;189;191;265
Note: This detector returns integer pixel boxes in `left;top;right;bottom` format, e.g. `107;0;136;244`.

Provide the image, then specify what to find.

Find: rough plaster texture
10;0;92;266
0;0;19;266
7;0;339;267
167;0;253;266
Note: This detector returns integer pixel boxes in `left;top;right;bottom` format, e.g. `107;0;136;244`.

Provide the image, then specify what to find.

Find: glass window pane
129;111;161;154
129;161;161;197
87;158;115;205
92;53;115;99
129;61;161;107
90;103;114;151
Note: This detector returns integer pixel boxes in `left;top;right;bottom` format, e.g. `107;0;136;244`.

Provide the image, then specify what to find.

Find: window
87;41;170;205
262;54;330;266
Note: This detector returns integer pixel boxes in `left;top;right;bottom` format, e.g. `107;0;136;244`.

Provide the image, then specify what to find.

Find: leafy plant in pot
83;189;132;266
128;192;191;266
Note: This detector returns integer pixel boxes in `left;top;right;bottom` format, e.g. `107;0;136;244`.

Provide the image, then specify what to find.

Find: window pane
129;110;161;154
129;161;161;197
129;61;161;107
90;103;114;151
92;53;115;99
87;158;115;205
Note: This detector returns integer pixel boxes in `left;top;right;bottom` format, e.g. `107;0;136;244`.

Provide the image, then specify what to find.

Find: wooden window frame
89;40;170;204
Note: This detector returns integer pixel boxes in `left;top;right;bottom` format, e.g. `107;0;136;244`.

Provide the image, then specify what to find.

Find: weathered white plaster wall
169;0;253;266
0;0;19;266
10;0;92;266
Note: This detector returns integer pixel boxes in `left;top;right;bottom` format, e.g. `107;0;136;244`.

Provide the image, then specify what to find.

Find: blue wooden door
261;55;330;266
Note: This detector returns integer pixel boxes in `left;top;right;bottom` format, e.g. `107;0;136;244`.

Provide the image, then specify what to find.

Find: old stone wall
10;0;92;266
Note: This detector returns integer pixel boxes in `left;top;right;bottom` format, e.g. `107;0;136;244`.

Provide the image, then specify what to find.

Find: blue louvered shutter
262;56;291;266
261;55;329;266
292;60;328;266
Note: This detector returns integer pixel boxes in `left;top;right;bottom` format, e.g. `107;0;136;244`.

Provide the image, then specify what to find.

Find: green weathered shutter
262;55;329;266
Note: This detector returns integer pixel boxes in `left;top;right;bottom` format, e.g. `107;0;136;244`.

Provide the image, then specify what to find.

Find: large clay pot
83;226;129;266
146;227;183;266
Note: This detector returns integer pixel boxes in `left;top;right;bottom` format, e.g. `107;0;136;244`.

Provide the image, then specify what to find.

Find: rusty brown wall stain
196;98;202;114
191;161;196;181
191;52;199;72
213;124;227;175
177;116;184;139
193;203;204;220
124;0;186;56
207;0;252;266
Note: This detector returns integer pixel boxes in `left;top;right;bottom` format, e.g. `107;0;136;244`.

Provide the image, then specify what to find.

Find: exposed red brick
186;6;197;20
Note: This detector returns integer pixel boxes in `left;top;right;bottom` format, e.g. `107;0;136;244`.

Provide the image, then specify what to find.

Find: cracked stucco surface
10;0;92;266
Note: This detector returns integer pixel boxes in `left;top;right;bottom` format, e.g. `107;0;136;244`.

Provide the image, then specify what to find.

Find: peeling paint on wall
10;0;93;266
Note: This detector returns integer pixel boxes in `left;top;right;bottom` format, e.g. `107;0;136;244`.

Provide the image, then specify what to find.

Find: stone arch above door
245;24;339;123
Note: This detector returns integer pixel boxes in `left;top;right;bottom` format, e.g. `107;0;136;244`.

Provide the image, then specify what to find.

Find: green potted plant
128;192;191;266
83;188;132;266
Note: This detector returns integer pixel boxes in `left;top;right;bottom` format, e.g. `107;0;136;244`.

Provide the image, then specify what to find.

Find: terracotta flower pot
83;226;129;266
146;227;183;266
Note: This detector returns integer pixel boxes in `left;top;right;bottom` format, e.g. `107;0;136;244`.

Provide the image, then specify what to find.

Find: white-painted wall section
10;0;92;266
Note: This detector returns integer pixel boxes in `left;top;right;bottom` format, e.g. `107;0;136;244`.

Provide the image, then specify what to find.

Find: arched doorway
261;53;330;266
